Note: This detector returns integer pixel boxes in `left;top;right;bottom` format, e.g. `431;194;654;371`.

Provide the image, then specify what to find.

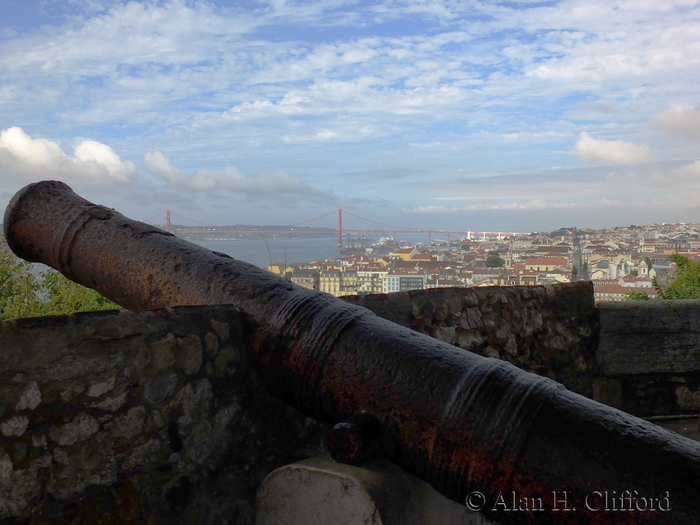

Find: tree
0;237;121;319
626;254;700;301
548;227;573;238
485;251;505;267
0;240;44;318
624;290;653;301
38;271;122;315
657;254;700;299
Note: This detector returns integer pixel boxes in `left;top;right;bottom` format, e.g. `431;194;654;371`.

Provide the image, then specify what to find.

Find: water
195;237;344;268
194;233;433;268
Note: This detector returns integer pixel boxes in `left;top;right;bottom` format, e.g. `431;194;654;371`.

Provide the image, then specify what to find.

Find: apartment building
426;277;465;289
594;284;658;302
385;268;427;293
319;270;343;296
394;247;420;261
319;269;358;297
356;269;388;295
290;269;319;290
525;257;568;272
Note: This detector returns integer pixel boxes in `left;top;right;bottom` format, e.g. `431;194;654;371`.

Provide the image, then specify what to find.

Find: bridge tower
337;209;343;246
165;210;173;234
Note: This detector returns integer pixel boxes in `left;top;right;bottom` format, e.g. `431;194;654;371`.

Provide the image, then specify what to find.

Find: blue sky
1;0;699;233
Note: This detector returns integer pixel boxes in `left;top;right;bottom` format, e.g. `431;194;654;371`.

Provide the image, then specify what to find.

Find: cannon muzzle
5;180;700;524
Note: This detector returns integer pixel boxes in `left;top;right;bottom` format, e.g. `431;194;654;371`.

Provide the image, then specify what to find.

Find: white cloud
463;200;576;211
4;1;252;71
651;103;700;142
143;151;188;186
0;126;135;186
406;200;576;213
573;132;653;165
413;160;700;215
143;150;322;196
408;205;461;213
673;160;700;179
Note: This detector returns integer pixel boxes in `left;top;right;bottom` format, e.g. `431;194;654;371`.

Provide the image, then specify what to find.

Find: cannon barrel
5;180;700;524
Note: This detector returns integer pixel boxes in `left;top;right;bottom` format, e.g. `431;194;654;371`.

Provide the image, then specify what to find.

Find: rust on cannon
4;180;700;524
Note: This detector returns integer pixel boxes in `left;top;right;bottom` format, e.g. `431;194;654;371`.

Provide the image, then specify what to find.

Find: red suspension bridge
141;209;525;246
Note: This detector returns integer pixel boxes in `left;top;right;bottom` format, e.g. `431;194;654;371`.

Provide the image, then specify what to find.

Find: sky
0;0;699;233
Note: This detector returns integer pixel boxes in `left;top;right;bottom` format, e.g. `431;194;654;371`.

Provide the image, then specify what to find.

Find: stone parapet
343;281;599;397
597;300;700;416
0;307;328;524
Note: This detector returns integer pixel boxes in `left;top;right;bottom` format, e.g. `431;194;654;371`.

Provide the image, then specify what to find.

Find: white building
385;269;427;293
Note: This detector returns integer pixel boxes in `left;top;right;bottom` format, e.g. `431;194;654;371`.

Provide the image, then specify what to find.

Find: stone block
145;373;179;405
149;333;177;372
214;345;240;377
176;334;203;376
15;381;41;411
0;416;29;438
210;319;229;342
87;376;116;398
48;413;100;447
204;331;219;357
256;454;486;525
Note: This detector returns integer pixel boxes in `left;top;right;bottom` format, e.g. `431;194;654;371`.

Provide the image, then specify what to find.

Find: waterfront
195;234;434;269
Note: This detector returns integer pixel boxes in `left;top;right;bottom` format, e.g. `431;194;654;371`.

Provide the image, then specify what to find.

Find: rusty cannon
5;180;700;525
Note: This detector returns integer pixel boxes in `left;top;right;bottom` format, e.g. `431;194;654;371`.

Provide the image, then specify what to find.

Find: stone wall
597;300;700;416
0;307;328;524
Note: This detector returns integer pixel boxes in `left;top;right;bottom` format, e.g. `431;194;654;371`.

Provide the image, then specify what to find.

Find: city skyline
147;206;693;235
0;0;699;232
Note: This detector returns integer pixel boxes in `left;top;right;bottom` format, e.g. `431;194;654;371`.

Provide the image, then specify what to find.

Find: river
194;234;434;269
